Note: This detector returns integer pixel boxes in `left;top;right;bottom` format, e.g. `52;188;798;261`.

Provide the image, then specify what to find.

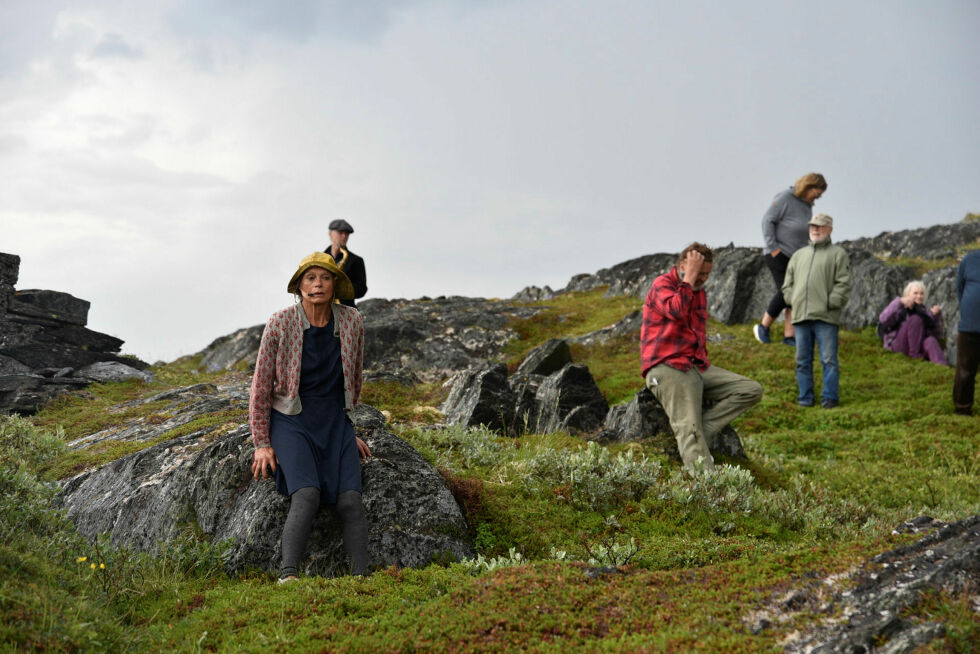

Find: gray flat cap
328;219;354;233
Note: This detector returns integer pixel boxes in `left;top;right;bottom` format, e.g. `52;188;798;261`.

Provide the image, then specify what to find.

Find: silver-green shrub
515;441;662;511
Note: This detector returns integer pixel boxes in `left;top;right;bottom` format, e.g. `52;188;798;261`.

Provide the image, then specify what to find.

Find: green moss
503;288;639;366
361;380;448;424
5;288;979;652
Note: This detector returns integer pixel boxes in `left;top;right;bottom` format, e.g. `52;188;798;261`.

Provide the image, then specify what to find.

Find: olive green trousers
645;363;763;472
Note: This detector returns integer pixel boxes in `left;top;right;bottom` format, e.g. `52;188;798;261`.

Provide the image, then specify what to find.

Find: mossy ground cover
4;288;979;651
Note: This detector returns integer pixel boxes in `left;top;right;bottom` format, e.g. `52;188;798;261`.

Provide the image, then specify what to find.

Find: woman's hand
356;437;372;460
930;304;941;316
251;447;277;480
900;295;917;310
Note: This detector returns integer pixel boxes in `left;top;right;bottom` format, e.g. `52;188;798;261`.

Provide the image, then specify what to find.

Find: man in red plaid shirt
641;242;763;473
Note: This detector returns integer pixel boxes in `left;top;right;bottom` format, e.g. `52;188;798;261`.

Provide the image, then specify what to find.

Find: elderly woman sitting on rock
249;252;371;581
878;281;948;365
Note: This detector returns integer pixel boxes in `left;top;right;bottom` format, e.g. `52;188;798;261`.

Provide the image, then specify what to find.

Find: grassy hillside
2;288;978;652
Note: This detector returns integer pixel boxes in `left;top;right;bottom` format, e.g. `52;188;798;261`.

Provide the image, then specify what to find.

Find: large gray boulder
840;250;917;330
703;245;770;325
56;393;473;577
441;362;514;433
75;361;154;384
9;290;90;326
515;338;572;377
922;265;960;359
601;387;671;444
0;373;89;415
533;363;609;435
197;324;264;372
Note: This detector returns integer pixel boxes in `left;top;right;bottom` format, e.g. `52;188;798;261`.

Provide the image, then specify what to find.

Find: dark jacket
957;250;980;333
324;247;368;308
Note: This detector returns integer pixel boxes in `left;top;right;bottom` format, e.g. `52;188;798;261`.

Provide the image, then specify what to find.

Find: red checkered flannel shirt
640;267;710;377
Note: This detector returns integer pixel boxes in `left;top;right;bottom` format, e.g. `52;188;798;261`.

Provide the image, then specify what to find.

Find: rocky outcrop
194;220;979;383
441;342;609;437
514;338;572;377
196;324;264;372
846;220;980;260
358;296;541;383
56;384;473;576
441;363;513;434
195;296;544;383
532;363;608;434
0;252;149;415
748;514;980;654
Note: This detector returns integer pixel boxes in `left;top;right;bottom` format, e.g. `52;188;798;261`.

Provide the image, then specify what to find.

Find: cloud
90;32;143;59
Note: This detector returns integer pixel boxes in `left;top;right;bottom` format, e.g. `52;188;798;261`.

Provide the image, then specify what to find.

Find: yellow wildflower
99;563;105;569
77;556;87;563
90;563;96;570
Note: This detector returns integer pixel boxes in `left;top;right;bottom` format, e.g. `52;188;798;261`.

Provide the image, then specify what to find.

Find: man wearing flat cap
324;219;368;308
782;213;852;409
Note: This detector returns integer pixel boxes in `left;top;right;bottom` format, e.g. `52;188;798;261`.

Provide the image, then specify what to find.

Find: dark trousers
764;252;791;318
953;331;980;415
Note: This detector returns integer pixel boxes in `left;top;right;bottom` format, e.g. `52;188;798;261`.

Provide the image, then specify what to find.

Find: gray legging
279;487;369;578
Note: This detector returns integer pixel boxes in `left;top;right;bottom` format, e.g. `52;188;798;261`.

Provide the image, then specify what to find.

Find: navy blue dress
269;316;362;504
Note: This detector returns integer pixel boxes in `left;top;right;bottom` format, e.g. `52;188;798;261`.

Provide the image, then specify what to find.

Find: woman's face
905;286;926;305
298;267;335;304
803;187;825;204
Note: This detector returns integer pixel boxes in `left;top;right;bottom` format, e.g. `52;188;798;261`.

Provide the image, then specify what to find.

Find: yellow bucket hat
286;252;355;300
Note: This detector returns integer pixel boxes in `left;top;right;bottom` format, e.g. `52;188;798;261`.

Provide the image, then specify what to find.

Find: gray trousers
645;363;763;472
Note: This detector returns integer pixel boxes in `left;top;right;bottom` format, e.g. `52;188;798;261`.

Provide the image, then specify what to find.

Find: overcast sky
2;0;978;363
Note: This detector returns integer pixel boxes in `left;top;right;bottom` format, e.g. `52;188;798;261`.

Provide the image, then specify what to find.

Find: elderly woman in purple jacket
878;281;947;365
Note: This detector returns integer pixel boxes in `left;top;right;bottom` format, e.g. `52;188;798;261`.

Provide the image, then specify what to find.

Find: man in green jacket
782;214;852;408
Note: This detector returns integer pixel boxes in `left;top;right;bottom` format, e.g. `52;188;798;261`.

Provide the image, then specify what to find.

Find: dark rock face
56;386;473;576
602;387;671;444
0;252;147;415
0;253;19;317
839;250;917;330
509;372;545;435
756;514;980;654
10;290;90;326
358;297;541;382
922;265;960;360
533;364;608;435
846;221;980;260
197;324;264;372
443;359;609;437
441;363;514;433
515;338;572;377
562;253;675;300
511;285;555;302
703;246;771;325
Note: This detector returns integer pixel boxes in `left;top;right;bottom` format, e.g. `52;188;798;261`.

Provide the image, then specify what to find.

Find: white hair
902;280;926;298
